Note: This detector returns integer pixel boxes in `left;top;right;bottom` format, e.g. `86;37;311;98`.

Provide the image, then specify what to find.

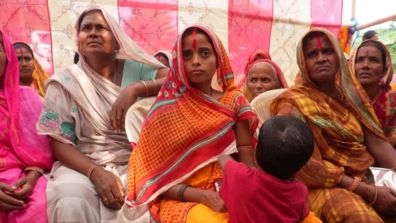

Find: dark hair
357;40;387;68
362;30;377;41
75;9;102;32
13;42;34;58
73;52;79;64
256;116;314;180
182;27;215;54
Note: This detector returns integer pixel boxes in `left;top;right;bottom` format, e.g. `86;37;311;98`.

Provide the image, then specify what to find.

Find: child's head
256;116;314;180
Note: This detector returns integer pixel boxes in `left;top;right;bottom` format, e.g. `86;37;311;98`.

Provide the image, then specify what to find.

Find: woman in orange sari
240;50;288;102
350;40;396;147
123;24;258;223
271;28;396;222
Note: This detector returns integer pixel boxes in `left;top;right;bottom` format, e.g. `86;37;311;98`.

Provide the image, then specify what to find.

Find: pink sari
0;30;53;223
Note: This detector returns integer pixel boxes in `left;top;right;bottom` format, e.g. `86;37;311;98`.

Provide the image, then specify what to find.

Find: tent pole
357;14;396;30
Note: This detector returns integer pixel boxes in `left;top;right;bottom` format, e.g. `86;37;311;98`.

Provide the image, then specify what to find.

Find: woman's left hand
110;85;138;131
201;190;227;212
11;171;40;199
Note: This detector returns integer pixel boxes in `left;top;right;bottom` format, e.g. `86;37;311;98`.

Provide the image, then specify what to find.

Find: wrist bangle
25;166;45;176
177;184;189;202
369;185;378;205
87;165;98;181
139;80;149;97
346;176;361;191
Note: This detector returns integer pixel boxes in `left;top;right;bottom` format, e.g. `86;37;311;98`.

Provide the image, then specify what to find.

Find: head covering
126;24;258;207
153;50;172;67
75;6;165;69
0;31;52;169
13;41;50;97
294;27;383;137
241;50;288;101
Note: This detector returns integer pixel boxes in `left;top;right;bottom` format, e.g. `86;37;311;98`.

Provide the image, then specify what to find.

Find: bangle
177;184;189;202
369;185;378;205
152;79;157;95
25;166;45;175
346;176;361;191
139;80;149;97
87;165;98;181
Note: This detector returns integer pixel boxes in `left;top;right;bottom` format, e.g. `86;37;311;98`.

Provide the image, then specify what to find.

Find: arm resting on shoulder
363;126;396;169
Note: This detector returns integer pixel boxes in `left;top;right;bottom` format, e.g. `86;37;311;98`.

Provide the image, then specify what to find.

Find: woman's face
15;46;35;85
0;35;6;84
303;35;339;86
246;62;279;97
77;11;119;57
155;53;170;67
182;31;217;90
355;45;385;87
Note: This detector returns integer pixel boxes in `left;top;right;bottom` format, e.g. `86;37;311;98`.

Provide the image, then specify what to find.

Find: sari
31;58;49;97
0;31;53;223
36;6;164;223
271;28;385;222
350;40;396;147
240;50;288;102
124;24;258;223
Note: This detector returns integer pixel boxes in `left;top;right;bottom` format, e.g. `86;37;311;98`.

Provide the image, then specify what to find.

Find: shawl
36;7;163;165
126;24;258;206
350;40;396;145
0;30;52;171
154;50;173;67
270;27;384;188
32;57;49;97
240;50;288;102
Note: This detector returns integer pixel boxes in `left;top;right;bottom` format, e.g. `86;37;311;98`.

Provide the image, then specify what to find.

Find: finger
0;191;25;207
12;178;27;188
0;201;26;211
110;107;118;130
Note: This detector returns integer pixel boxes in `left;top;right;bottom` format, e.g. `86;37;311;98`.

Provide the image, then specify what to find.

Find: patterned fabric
126;24;258;222
240;50;289;102
0;30;53;222
350;40;396;147
270;27;385;222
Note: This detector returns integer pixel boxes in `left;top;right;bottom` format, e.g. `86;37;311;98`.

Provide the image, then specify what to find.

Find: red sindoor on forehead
315;37;322;49
192;28;197;50
18;48;24;58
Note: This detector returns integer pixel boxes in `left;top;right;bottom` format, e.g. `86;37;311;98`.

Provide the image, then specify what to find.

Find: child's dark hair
256;116;314;180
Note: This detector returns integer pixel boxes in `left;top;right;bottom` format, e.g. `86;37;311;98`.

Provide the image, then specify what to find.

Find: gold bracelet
369;185;378;205
139;80;149;97
152;79;157;95
87;165;98;181
346;176;361;191
25;166;45;175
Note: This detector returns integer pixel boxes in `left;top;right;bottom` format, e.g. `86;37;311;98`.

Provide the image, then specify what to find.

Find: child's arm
235;119;256;167
218;154;234;169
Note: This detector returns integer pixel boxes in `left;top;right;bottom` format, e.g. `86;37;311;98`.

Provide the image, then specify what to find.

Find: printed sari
271;28;385;222
350;40;396;147
0;30;53;223
125;24;258;223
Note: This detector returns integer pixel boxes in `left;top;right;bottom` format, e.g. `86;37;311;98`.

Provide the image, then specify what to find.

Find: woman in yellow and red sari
271;28;396;222
350;40;396;147
124;24;258;223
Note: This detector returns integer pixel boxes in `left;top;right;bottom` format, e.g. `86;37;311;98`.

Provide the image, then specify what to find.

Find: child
219;116;321;223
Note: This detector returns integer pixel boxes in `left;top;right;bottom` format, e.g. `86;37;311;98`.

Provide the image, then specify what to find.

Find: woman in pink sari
0;31;53;222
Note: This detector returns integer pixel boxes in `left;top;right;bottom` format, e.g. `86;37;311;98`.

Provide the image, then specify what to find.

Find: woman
351;40;396;147
123;24;258;223
240;50;288;102
153;50;172;68
0;32;53;222
271;28;396;222
13;42;49;97
36;6;167;223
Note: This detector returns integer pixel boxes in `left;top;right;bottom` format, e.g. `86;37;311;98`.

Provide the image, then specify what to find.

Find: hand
12;171;40;199
372;186;396;217
90;167;125;210
200;190;227;212
0;182;26;211
110;85;138;131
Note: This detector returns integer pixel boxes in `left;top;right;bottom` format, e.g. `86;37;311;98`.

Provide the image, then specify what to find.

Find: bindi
315;37;322;50
365;49;369;57
192;28;197;50
18;48;24;58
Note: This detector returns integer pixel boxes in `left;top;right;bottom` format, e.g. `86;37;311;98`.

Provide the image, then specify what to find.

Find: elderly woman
36;6;168;223
271;28;396;222
122;24;258;223
240;50;288;102
350;40;396;147
153;50;172;68
0;31;53;222
13;42;49;97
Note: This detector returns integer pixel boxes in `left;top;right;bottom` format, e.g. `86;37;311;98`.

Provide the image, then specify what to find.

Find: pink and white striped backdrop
0;0;343;85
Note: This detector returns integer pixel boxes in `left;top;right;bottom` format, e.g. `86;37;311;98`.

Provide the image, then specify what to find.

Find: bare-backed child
218;115;322;223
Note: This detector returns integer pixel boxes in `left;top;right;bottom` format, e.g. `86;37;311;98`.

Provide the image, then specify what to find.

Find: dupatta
126;24;258;206
0;30;52;170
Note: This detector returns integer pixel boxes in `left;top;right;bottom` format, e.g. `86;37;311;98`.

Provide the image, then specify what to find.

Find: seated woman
271;27;396;222
350;40;396;147
12;42;49;97
36;6;168;223
240;50;288;102
0;31;53;222
153;50;172;68
123;24;258;223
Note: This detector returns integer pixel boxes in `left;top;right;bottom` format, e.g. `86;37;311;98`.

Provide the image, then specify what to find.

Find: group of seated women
1;5;396;223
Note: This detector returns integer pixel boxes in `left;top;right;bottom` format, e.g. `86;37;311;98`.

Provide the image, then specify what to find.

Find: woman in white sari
36;6;168;223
